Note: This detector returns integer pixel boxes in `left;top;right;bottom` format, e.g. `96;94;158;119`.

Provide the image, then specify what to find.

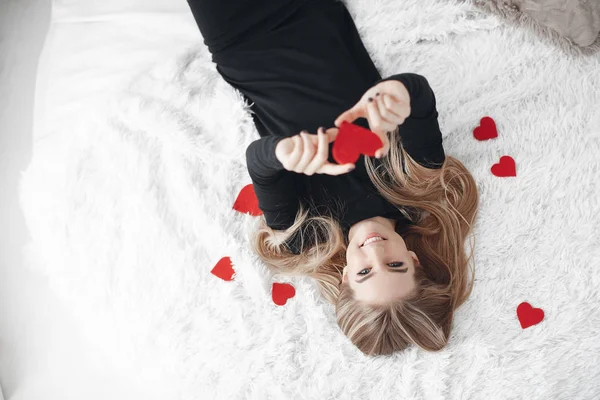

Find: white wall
0;0;51;396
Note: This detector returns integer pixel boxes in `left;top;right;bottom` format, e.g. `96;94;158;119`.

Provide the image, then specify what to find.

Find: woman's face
344;216;419;305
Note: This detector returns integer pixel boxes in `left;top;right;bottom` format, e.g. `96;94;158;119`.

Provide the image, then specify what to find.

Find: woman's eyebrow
355;267;408;283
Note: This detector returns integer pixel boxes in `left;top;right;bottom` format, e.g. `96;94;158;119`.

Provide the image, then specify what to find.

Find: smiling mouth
360;235;387;247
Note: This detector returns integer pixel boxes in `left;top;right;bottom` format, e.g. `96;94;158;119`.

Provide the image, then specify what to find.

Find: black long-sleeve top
192;0;446;254
245;72;445;253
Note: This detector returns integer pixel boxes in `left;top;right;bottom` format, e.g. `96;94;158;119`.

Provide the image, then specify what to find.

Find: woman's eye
358;262;404;275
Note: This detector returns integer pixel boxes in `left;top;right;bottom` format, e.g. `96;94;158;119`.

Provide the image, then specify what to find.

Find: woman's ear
342;265;348;283
409;251;420;267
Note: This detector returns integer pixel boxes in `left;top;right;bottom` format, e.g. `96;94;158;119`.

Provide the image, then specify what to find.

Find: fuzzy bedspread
20;0;600;398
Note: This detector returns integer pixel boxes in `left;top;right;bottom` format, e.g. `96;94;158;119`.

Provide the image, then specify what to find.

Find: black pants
186;0;310;54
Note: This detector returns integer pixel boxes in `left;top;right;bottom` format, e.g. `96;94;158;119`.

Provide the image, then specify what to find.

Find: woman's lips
361;232;386;247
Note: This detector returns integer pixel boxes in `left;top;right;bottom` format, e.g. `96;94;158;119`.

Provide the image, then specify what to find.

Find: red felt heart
232;183;263;216
272;282;296;306
491;155;516;177
517;302;544;329
473;116;498;141
332;121;383;164
211;256;235;281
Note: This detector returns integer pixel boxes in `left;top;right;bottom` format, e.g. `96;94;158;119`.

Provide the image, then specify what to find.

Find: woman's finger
376;80;411;105
378;94;404;125
325;127;340;142
366;99;383;133
295;132;316;173
287;134;305;171
318;162;356;176
374;95;399;126
366;99;396;134
334;104;365;127
383;94;410;124
304;127;329;176
373;131;391;159
275;137;296;171
366;102;393;159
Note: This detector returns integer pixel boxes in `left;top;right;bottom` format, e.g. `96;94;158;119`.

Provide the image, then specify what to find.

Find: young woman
187;0;479;356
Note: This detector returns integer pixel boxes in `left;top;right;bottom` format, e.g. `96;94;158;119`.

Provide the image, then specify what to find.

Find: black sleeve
245;135;301;230
375;73;445;169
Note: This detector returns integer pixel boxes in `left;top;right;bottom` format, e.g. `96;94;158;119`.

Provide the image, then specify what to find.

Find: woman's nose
363;244;386;265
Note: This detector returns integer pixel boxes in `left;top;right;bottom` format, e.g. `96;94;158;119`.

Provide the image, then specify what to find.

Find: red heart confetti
332;121;383;164
517;302;545;329
272;282;296;306
232;183;263;216
211;256;235;281
491;155;516;177
473;116;498;141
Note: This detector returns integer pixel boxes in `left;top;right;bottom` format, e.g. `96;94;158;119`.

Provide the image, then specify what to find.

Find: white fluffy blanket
20;0;600;398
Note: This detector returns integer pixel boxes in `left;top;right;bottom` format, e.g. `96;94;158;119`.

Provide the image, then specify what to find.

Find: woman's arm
374;73;446;169
245;137;305;254
246;126;355;229
245;135;301;229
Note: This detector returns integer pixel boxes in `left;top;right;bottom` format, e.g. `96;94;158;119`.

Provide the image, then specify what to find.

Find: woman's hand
275;127;356;176
334;80;411;159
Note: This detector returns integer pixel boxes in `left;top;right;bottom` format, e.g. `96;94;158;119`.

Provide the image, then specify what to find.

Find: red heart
491;155;516;177
517;302;544;329
232;184;263;216
272;282;296;306
473;116;498;141
211;256;235;281
332;121;383;164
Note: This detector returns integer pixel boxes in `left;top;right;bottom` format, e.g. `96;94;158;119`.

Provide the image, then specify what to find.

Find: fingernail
319;126;325;132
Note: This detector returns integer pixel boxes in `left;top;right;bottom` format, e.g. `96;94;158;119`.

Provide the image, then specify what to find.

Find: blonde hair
249;128;479;355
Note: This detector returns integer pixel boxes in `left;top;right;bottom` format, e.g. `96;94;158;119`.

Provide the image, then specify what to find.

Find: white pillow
515;0;600;46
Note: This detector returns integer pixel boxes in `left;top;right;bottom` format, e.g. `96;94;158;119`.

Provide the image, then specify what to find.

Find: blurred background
0;1;147;399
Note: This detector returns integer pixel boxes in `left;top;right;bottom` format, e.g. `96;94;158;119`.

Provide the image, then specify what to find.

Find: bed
20;0;600;398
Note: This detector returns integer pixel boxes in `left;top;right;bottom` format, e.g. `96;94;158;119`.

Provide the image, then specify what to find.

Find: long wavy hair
249;128;479;356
